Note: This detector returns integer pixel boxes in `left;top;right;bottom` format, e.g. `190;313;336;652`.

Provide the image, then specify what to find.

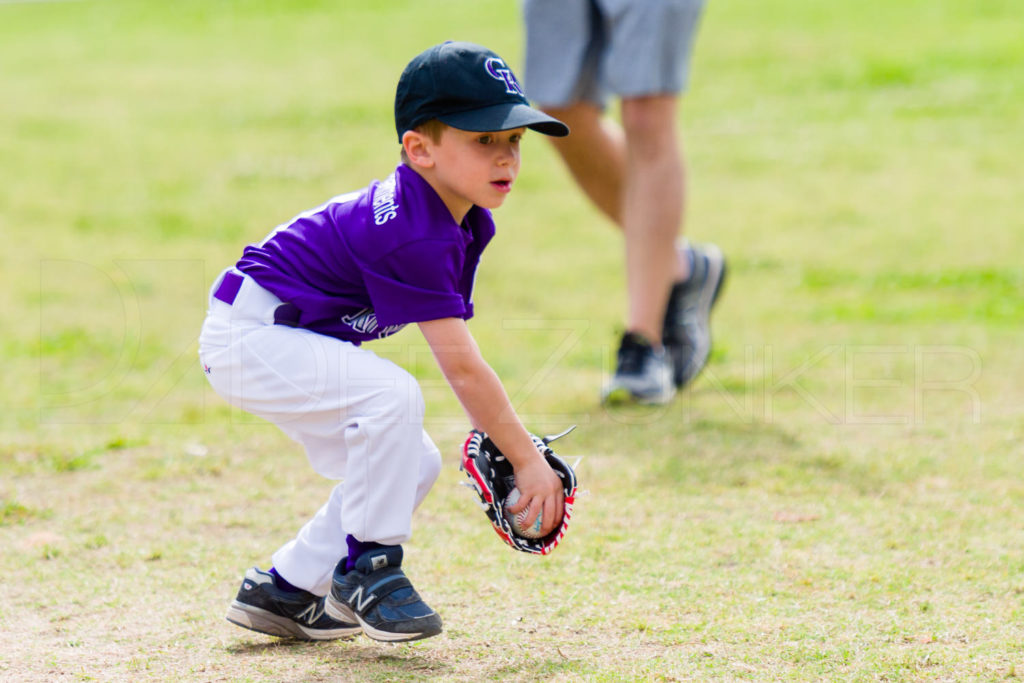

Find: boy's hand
460;429;579;555
419;319;578;552
507;458;565;537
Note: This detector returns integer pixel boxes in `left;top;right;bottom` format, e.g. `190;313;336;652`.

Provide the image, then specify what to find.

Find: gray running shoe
601;331;676;405
226;567;361;641
663;243;726;388
326;545;442;643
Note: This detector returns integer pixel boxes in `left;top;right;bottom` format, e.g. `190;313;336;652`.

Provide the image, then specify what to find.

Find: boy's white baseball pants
198;269;442;596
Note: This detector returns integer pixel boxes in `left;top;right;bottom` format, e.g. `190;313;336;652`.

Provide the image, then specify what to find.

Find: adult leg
540;102;625;225
542;98;692;336
620;94;687;344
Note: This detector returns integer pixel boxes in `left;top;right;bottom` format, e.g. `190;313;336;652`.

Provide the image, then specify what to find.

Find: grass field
2;0;1023;680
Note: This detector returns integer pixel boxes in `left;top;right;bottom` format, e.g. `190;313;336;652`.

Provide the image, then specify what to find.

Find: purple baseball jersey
236;163;495;344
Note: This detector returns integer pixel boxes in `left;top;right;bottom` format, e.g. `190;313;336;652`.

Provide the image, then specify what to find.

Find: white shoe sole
324;594;441;643
226;600;361;641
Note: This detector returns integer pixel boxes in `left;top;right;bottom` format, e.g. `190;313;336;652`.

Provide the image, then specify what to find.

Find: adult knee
621;96;679;156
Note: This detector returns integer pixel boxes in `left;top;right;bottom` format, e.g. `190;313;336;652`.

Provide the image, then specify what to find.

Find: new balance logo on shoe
295;601;325;626
328;547;443;642
226;567;361;641
347;586;377;613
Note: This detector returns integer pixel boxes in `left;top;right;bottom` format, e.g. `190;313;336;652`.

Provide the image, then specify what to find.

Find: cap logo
484;57;524;96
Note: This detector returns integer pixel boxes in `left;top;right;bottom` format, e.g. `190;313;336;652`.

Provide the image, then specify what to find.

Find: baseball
504;487;545;539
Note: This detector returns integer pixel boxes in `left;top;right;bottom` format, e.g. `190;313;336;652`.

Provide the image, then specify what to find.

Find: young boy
198;41;569;643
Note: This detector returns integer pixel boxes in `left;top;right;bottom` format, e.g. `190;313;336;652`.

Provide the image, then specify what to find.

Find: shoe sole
226;600;361;641
324;594;442;643
671;245;727;388
601;383;676;406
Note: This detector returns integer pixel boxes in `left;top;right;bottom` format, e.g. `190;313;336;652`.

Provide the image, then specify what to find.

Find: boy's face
424;126;525;221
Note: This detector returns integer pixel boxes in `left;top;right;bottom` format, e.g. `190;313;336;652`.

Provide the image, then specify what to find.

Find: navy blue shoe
663;243;726;388
226;567;361;641
325;545;442;642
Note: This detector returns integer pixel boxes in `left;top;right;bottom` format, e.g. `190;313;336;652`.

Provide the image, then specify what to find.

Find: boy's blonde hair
400;119;448;164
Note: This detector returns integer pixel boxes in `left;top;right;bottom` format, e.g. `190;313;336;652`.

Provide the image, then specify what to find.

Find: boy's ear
402;130;435;169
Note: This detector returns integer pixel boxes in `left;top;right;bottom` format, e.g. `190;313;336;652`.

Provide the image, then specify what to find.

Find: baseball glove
460;427;578;555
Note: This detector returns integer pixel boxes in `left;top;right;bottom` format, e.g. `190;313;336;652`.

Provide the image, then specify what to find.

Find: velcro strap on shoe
346;571;414;616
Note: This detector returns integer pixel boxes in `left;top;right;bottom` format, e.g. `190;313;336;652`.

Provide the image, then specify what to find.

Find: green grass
2;0;1023;680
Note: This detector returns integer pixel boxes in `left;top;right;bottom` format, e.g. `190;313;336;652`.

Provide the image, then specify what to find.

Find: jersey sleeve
362;238;469;327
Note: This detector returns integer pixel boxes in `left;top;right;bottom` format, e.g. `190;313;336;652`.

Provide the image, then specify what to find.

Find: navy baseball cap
395;41;569;142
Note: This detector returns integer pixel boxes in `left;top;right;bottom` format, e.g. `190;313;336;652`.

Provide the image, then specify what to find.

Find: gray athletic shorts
522;0;706;108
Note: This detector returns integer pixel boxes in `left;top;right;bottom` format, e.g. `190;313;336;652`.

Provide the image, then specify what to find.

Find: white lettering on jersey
341;308;406;338
372;174;399;226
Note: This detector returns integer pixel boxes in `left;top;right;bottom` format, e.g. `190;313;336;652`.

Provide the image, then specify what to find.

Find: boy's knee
368;367;425;425
421;445;443;486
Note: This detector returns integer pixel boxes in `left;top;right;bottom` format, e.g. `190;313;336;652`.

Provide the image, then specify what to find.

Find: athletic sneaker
225;567;362;641
325;545;442;643
663;243;726;388
601;331;676;405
